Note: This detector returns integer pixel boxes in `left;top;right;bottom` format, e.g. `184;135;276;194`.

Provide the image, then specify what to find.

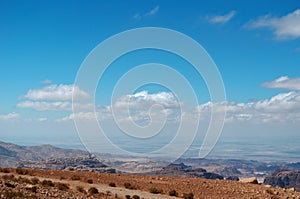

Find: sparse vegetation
169;189;178;196
1;168;300;199
149;187;162;194
88;187;99;194
25;185;38;193
109;182;116;187
18;176;31;184
76;186;86;194
70;175;81;180
125;195;131;199
182;192;194;199
124;182;136;190
16;168;29;175
5;182;15;188
0;168;10;173
41;179;54;187
132;195;140;199
2;174;15;180
31;177;39;185
87;178;93;184
31;186;38;193
266;188;274;195
56;182;70;191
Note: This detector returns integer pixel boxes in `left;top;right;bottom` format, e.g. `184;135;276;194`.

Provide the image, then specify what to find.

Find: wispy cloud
40;79;52;84
0;112;20;120
57;106;112;122
208;11;236;24
133;5;159;20
246;9;300;40
145;6;159;16
133;13;142;20
262;76;300;90
37;117;47;122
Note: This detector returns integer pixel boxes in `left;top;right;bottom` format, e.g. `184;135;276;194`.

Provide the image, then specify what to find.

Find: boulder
226;176;239;181
240;177;258;184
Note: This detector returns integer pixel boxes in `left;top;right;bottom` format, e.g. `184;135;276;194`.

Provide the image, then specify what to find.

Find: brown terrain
0;168;300;199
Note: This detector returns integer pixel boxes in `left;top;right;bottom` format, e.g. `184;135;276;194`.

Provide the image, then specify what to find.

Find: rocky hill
0;141;89;168
264;169;300;191
146;163;224;180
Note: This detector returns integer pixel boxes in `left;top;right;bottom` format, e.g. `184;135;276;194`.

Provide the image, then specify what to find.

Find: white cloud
246;9;300;39
262;76;300;90
55;89;300;124
254;91;300;113
0;112;20;120
23;84;90;101
114;91;180;109
58;91;180;123
17;84;92;111
145;6;159;16
196;91;300;123
208;11;236;24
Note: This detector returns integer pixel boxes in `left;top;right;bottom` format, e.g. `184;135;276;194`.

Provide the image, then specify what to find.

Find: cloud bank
15;76;300;124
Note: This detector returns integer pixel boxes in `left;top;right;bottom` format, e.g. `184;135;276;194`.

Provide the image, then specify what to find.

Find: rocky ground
0;168;300;199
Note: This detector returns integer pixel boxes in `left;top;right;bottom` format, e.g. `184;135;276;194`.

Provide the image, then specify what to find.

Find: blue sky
0;1;300;160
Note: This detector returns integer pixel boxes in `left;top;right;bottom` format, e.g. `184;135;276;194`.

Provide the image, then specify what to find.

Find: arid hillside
1;168;300;199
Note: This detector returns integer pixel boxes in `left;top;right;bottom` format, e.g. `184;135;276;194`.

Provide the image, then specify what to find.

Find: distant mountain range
1;140;300;185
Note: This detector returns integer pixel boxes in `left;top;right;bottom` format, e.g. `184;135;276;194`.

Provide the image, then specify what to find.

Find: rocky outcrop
240;177;258;184
16;155;116;173
148;163;224;180
226;176;239;181
264;169;300;191
214;166;242;177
